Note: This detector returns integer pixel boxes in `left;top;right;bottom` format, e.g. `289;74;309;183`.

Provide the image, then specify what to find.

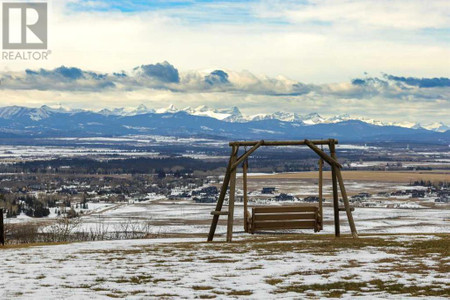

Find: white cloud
1;0;449;83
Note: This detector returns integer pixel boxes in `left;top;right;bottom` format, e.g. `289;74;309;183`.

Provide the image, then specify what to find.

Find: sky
0;0;449;124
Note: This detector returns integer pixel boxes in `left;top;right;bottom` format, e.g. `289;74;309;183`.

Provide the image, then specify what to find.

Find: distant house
304;196;319;202
275;193;294;201
192;186;218;196
351;193;371;201
435;196;448;203
411;190;425;198
262;187;276;194
391;190;407;196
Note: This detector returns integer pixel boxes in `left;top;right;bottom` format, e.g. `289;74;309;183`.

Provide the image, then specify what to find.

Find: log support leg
243;159;249;233
207;147;238;242
318;159;323;230
0;208;4;246
226;146;239;242
336;168;358;238
329;141;340;237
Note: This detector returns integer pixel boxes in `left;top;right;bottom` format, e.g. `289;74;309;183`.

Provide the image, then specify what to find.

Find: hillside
1;234;448;298
0;105;448;143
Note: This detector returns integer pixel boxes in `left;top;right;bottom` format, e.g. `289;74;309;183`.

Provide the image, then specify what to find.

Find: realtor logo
2;2;47;49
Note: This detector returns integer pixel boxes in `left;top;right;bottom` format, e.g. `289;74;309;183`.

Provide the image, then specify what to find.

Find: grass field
1;234;448;299
249;170;450;183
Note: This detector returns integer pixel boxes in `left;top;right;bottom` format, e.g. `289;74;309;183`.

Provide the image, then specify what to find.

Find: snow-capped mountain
250;112;304;123
301;113;327;125
0;104;447;133
156;104;178;114
155;105;245;122
99;104;155;116
421;122;449;132
0;106;34;119
134;104;155;115
0;105;73;121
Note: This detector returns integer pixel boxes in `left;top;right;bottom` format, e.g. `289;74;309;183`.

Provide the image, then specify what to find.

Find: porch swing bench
247;204;322;233
207;139;358;242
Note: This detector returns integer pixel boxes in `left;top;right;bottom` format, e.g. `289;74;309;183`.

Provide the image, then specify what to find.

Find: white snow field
0;234;449;299
1;199;449;299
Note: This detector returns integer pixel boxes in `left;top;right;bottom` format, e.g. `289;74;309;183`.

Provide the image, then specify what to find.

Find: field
1;234;449;299
248;170;450;183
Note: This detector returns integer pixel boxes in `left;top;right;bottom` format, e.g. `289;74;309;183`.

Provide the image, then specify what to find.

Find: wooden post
318;159;323;230
0;208;4;246
329;141;340;237
336;168;358;238
207;147;237;241
243;158;249;233
226;146;239;242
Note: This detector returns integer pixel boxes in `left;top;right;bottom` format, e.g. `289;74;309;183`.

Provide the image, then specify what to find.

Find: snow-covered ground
1;198;449;299
0;233;448;299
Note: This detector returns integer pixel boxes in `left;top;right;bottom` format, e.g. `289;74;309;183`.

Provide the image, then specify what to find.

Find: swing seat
247;205;322;233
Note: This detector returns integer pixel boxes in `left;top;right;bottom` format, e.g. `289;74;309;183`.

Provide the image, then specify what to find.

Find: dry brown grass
249;170;450;183
0;241;70;249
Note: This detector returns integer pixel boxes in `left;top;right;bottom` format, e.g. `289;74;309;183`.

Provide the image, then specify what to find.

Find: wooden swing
207;139;357;242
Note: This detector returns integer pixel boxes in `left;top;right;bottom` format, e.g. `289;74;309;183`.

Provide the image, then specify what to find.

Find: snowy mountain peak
135;104;148;112
179;105;243;121
98;107;127;116
301;112;325;125
422;122;449;132
156;104;179;114
250;112;303;123
194;105;210;112
133;104;154;115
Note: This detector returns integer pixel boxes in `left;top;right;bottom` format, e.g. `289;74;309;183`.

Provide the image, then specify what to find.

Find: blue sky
0;0;449;124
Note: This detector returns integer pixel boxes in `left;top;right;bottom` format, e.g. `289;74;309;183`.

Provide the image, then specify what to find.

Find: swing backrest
250;205;320;233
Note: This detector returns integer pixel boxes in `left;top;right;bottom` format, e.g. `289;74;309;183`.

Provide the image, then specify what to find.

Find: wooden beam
0;208;4;246
210;211;229;216
329;141;341;237
243;159;249;233
229;139;337;147
226;146;238;242
253;220;316;230
318;158;323;230
336;168;358;238
305;140;342;168
338;207;355;212
254;212;317;221
231;140;263;170
252;206;318;213
207;146;237;241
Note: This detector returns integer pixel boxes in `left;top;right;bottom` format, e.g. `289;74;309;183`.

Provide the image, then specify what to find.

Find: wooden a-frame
207;139;358;242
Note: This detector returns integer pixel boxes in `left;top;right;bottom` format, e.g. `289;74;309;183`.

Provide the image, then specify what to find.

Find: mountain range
0;105;448;143
94;104;449;132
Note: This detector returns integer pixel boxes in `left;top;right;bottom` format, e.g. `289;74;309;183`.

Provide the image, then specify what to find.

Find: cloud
3;0;447;85
385;75;450;88
2;64;450;106
1;66;115;91
135;61;180;83
1;62;320;95
205;70;229;85
344;75;450;101
26;66;85;80
260;0;450;30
